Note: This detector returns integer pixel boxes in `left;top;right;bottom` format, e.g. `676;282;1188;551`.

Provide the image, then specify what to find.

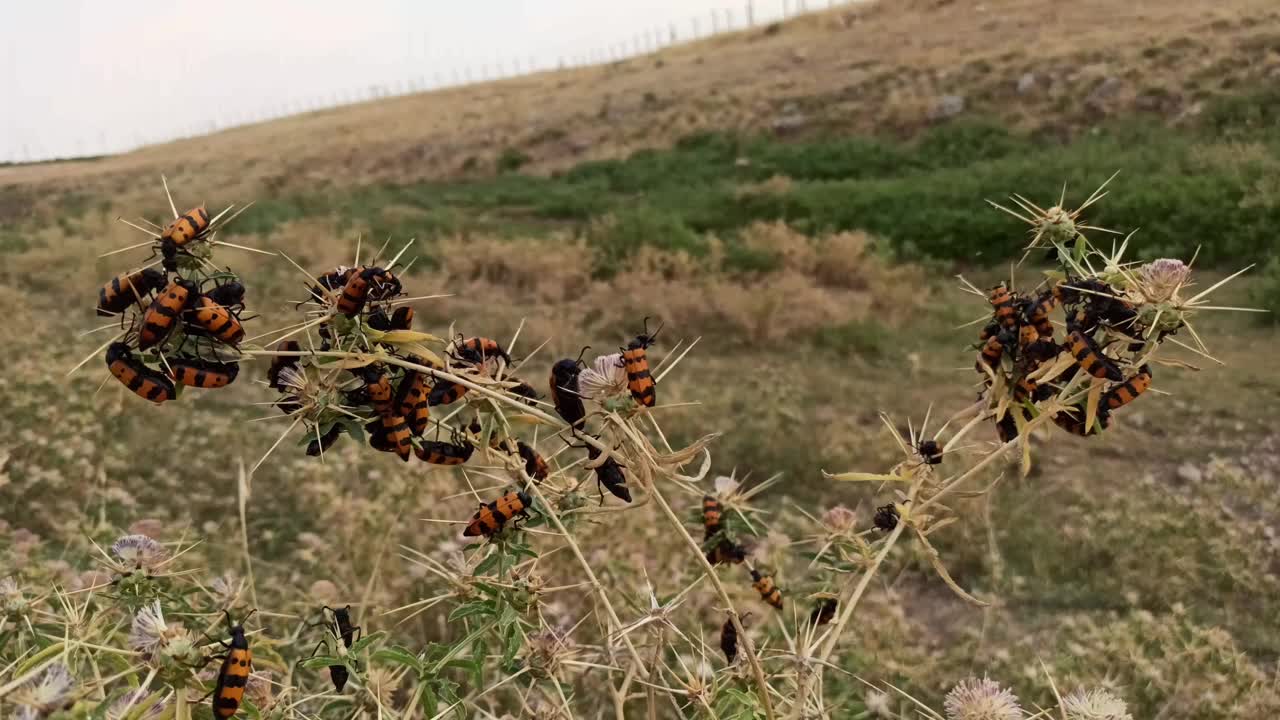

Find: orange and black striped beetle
1066;330;1123;381
1023;290;1057;340
416;431;475;465
367;414;413;462
311;266;353;302
336;266;400;317
549;349;588;429
427;379;468;406
395;369;432;435
463;490;534;537
186;293;245;346
456;336;511;365
620;318;662;408
169;356;239;389
361;366;397;417
139;277;198;350
750;569;783;609
1053;408;1101;436
105;342;176;404
210;609;254;719
988;283;1019;332
161;206;211;247
98;268;167;317
516;440;548;481
1100;364;1152;420
702;495;723;539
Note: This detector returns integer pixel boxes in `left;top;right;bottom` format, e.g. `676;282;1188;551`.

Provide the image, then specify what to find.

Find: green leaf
371;646;421;671
419;682;438;715
448;600;494;623
473;552;501;576
301;655;343;669
421;641;452;664
497;602;519;631
349;630;386;655
501;624;523;667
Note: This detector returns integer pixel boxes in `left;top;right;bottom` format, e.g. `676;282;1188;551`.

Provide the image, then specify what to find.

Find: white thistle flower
1061;689;1132;720
578;353;628;402
11;663;74;717
713;475;741;497
211;572;244;605
1136;258;1191;303
111;534;168;571
944;677;1024;720
129;601;171;653
865;689;892;717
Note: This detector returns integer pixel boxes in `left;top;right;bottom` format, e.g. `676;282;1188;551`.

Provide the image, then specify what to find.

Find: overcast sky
0;0;822;163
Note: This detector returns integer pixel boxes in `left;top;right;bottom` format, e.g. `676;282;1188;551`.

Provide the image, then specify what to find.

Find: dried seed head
365;666;400;707
1061;689;1132;720
11;663;74;718
524;627;575;679
1136;258;1191;303
111;534;168;572
821;505;858;534
245;670;277;711
578;353;628;403
943;677;1023;720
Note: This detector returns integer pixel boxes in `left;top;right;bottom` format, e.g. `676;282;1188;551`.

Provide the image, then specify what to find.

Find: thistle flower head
129;601;172;653
1136;258;1191;304
1061;688;1132;720
943;677;1023;720
713;474;741;497
211;572;245;606
129;601;200;666
1039;206;1078;246
2;576;28;615
111;534;168;572
821;505;857;535
578;352;628;403
11;663;75;718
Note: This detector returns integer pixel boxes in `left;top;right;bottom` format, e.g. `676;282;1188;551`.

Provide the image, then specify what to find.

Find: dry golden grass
4;0;1280;204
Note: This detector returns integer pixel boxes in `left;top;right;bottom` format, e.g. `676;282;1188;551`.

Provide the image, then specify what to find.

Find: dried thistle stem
646;480;778;720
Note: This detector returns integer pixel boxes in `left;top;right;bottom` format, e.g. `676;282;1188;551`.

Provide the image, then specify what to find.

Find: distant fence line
2;0;862;164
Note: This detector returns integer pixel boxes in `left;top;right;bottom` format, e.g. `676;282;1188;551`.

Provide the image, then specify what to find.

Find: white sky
0;0;826;162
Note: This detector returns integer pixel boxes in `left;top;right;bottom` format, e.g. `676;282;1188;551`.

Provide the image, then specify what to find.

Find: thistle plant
0;176;1265;719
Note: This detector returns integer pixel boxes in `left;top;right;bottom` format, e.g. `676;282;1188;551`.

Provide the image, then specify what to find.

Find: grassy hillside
2;1;1280;718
